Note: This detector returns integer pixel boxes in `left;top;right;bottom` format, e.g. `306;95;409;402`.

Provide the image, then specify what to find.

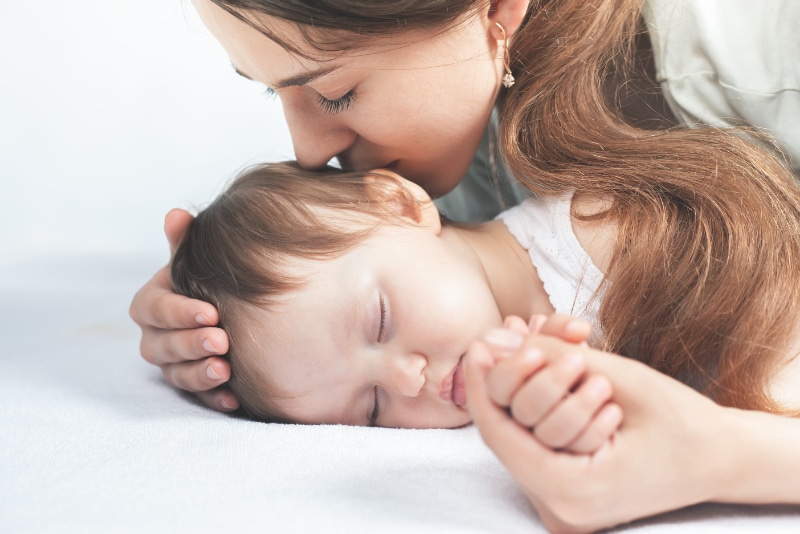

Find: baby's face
245;218;503;428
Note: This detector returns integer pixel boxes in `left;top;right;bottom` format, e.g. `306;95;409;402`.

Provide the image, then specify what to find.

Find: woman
129;0;800;530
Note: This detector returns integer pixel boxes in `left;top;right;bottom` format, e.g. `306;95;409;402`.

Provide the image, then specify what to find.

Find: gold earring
495;22;515;88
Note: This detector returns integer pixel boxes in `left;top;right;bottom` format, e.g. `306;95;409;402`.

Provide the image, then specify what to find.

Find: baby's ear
363;170;441;234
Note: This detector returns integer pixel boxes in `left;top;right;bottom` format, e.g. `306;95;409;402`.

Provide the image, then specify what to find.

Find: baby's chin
416;412;473;430
446;420;474;430
444;411;474;429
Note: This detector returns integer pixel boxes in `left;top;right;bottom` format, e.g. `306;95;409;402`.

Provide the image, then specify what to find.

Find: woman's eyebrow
233;66;254;80
231;64;338;88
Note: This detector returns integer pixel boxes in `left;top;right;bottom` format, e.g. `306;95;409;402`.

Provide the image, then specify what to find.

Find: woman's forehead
195;0;481;64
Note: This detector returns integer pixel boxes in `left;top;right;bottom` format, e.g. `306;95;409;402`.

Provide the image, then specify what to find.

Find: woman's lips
439;354;467;407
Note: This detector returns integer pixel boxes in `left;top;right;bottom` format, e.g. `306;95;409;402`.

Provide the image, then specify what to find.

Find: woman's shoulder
570;194;617;275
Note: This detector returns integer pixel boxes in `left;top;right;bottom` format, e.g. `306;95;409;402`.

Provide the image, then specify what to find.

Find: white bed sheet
1;255;799;533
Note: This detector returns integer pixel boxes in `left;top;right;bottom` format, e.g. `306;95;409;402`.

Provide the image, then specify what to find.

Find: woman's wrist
710;407;800;504
668;401;739;508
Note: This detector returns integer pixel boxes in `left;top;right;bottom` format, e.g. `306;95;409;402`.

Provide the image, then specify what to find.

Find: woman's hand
486;315;622;454
465;324;732;533
129;208;239;412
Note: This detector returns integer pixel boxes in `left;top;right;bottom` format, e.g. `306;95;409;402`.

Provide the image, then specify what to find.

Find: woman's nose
387;351;427;398
281;95;356;170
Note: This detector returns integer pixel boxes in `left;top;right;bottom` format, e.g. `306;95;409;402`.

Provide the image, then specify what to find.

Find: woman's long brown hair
500;0;800;414
206;0;800;414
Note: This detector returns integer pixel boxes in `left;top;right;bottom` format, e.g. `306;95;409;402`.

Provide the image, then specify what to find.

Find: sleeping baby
170;161;622;454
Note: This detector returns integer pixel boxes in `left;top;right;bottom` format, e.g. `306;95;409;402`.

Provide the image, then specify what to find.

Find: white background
0;0;293;271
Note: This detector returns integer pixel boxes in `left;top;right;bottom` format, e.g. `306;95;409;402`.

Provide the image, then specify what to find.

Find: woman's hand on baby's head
473;314;621;455
129;208;239;412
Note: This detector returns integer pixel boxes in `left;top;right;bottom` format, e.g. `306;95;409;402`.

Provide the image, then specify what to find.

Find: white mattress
2;255;800;533
1;1;799;532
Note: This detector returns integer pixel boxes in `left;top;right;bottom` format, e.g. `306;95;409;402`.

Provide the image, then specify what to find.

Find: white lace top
496;195;606;341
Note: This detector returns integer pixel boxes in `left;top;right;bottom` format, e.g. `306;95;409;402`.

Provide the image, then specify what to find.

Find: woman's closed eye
317;89;356;114
261;85;356;114
263;86;278;100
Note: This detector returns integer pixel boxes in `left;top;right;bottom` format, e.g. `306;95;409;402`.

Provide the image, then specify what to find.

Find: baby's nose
390;351;426;397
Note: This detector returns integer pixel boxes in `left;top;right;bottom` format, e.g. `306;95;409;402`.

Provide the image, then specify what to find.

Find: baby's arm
481;315;622;455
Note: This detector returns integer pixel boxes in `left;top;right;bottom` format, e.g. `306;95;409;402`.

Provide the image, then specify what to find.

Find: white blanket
2;255;800;533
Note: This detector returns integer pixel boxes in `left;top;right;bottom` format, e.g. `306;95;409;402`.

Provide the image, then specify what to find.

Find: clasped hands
465;314;730;533
477;314;622;455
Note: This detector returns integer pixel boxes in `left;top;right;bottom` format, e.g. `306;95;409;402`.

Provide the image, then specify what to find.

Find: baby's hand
481;315;623;454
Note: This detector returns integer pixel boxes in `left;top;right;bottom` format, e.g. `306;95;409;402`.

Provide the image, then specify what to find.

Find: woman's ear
487;0;530;38
364;170;442;235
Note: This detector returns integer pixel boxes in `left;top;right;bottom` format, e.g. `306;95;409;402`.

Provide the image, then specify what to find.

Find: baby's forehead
242;302;361;406
237;262;351;348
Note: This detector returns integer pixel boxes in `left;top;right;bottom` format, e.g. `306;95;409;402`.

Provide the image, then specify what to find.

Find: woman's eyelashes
316;89;356;114
262;86;277;100
261;85;356;114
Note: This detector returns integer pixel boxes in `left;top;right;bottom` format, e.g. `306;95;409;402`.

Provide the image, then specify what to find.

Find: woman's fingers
509;352;586;428
161;356;232;394
131;266;221;331
139;324;229;366
484;345;546;406
130;207;241;413
164;208;194;253
566;402;623;454
465;340;550;461
195;388;241;412
481;323;621;454
504;315;532;336
536;314;592;345
532;374;614;449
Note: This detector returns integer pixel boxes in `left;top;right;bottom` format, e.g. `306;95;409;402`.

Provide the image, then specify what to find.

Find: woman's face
192;0;504;197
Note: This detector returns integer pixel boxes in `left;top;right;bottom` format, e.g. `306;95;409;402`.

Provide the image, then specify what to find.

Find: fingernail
484;328;524;350
196;313;213;326
220;399;234;410
202;339;217;354
206;365;222;381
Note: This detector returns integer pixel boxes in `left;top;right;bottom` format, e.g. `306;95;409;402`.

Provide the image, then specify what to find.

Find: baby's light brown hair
171;162;419;421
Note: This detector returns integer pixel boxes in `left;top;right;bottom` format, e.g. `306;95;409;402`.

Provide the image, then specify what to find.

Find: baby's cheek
433;283;499;337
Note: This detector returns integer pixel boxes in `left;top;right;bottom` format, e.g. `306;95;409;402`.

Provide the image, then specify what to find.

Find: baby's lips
452;355;467;407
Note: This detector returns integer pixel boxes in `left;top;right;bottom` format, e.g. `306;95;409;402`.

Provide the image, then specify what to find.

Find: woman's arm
716;407;800;505
129;208;238;412
466;327;800;533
